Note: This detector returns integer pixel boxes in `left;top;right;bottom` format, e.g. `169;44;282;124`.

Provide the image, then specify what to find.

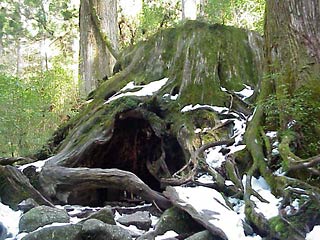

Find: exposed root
161;139;235;186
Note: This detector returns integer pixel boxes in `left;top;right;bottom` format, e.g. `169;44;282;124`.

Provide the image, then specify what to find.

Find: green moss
269;216;289;239
155;207;203;235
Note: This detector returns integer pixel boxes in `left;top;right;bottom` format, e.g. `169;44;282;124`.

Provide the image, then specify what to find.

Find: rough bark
79;0;118;96
0;166;53;209
40;166;171;209
243;0;320;238
37;22;263;213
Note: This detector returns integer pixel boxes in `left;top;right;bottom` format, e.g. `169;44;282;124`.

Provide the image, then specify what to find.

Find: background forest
0;0;264;157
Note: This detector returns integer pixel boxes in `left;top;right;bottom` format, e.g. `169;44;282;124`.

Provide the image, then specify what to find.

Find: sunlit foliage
0;57;79;157
203;0;265;33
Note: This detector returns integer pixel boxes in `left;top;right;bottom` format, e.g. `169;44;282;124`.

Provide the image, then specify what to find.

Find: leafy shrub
263;84;320;157
0;58;79;157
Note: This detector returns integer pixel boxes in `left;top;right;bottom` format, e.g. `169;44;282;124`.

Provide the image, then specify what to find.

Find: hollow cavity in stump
66;112;185;206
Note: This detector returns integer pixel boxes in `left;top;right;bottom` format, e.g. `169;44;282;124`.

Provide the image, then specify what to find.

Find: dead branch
0;157;35;166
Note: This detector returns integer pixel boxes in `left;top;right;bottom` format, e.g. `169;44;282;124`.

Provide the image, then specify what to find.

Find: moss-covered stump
37;21;263;209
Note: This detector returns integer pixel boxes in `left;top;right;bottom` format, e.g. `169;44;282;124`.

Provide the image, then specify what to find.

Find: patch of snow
173;186;258;240
34;222;71;231
57;205;103;223
121;81;136;91
170;94;178;100
0;202;21;237
181;104;229;113
150;215;159;228
272;148;279;156
306;225;320;240
285;198;300;215
155;230;179;240
266;131;277;139
116;222;146;236
220;87;227;92
249;176;282;219
272;141;279;148
229;198;246;218
18;159;48;172
284;186;306;193
106;78;168;103
162;93;178;101
234;85;254;100
14;233;28;240
247;107;257;122
229;144;246;154
117;203;153;210
205;146;226;168
291;199;299;209
194;128;202;134
225;180;235;186
69;216;82;224
287;120;297;129
197;174;215;184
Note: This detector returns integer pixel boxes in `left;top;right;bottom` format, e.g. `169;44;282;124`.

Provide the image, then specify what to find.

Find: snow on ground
0;202;22;238
106;78;169;103
155;230;178;240
306;225;320;240
196;174;215;184
243;175;282;219
234;85;254;100
181;104;229;113
162;93;178;100
221;84;254;100
18;159;48;172
266;131;277;139
205;146;226;168
173;186;261;240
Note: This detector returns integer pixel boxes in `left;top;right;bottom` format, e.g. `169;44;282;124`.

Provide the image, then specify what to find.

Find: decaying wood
161;138;235;185
0;166;53;209
0;157;35;166
40;166;171;209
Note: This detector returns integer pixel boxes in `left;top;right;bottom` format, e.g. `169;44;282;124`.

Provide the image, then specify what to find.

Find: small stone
81;219;131;240
85;207;116;225
17;198;39;213
117;211;152;230
185;230;215;240
0;222;7;240
19;206;70;233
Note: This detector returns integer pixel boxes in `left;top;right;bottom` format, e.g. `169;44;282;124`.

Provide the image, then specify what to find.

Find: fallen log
40;166;172;209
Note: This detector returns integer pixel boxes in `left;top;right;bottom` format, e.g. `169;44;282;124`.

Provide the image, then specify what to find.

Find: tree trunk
79;0;118;96
243;0;320;237
264;0;320;155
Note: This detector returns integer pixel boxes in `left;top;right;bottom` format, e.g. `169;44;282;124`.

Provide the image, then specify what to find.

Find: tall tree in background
263;0;320;157
244;0;320;235
79;0;118;96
